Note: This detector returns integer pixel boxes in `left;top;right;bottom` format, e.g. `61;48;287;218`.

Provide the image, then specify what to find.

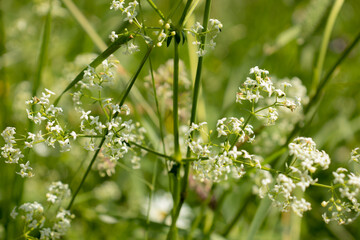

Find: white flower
109;31;118;42
291;198;311;217
17;161;34;178
70;131;77;140
124;42;140;55
110;0;124;10
80;110;91;120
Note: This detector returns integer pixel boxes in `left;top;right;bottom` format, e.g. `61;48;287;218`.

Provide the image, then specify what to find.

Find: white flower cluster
73;58;146;174
75;59;117;95
46;181;71;204
351;147;360;163
189;19;222;57
254;77;308;155
110;0;138;23
26;89;76;152
11;201;44;229
1;126;34;178
76;102;145;174
254;137;330;217
216;117;255;143
269;174;312;217
11;182;73;239
1;127;24;164
186;122;259;182
236;66;301;125
109;1;141;53
322;163;360;224
288;137;331;172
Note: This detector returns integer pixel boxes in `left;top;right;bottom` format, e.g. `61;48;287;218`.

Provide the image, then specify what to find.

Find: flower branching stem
67;45;153;210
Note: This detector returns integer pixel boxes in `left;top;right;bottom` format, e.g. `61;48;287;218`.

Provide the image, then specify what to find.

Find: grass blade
61;0;107;51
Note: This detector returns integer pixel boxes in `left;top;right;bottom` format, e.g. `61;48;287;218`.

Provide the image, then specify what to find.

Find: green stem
173;41;181;161
177;0;194;27
67;46;152;210
145;0;165;20
129;141;174;161
310;0;344;97
177;0;213;233
167;39;181;240
33;0;52;97
67;135;106;210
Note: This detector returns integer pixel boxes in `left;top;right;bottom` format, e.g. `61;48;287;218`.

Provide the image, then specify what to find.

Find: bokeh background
1;0;360;239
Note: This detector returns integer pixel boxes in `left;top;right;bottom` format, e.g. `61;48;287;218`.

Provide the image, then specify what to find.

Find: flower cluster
72;59;146;174
109;1;141;54
189;19;223;57
216;117;255;143
250;137;331;217
74;59;117;99
322;163;360;224
11;182;73;239
1;126;34;178
236;66;301;125
25;89;76;153
155;20;176;47
261;137;330;216
186;122;259;182
46;181;71;204
1;127;24;164
254;77;308;155
351;147;360;163
110;0;139;24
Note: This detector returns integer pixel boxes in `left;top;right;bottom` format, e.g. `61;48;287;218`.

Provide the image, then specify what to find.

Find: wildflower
351;147;360;163
80;110;91;121
17;161;34;178
109;31;118;42
46;181;71;204
110;0;124;10
124;42;140;55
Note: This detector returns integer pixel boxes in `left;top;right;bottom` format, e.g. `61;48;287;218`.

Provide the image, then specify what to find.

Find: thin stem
67;135;106;210
145;0;165;20
178;0;212;231
128;141;174;161
177;0;193;27
173;41;181;160
310;0;344;97
33;0;52;97
167;38;181;240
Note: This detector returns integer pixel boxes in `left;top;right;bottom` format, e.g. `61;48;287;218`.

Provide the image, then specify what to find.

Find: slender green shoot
310;0;344;97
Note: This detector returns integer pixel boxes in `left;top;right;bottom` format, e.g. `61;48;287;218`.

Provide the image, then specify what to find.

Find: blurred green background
1;0;360;239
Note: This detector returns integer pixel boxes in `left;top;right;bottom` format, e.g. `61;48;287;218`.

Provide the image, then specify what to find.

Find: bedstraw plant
1;0;360;239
